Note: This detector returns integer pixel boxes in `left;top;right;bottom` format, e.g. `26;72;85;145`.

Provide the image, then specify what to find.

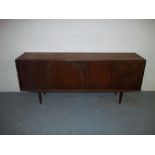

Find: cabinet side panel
15;60;23;90
17;60;35;90
136;60;146;90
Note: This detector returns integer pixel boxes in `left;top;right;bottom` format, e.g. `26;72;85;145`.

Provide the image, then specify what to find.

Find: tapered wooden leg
43;92;46;95
114;92;117;95
38;92;42;104
119;92;123;104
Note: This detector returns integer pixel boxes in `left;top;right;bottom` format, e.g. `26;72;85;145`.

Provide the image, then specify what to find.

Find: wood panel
84;62;112;89
17;60;53;90
17;61;86;90
110;61;145;90
51;61;85;89
17;52;145;61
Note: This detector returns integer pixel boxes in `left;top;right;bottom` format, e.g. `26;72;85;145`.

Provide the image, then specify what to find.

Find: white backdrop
0;19;154;91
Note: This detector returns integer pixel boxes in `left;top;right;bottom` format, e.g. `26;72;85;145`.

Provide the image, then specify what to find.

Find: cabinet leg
119;92;123;104
38;92;42;104
114;92;117;95
43;92;46;95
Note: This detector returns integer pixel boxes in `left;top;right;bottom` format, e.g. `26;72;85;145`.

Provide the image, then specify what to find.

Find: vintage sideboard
15;52;146;104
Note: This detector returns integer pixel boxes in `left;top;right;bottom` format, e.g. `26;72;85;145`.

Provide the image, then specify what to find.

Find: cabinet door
18;61;86;91
84;61;112;90
110;61;145;90
18;60;54;90
51;61;85;90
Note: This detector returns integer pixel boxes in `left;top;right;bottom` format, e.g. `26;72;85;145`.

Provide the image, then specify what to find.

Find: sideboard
15;52;146;104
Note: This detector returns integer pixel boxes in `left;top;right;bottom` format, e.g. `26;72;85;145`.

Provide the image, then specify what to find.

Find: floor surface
0;92;155;134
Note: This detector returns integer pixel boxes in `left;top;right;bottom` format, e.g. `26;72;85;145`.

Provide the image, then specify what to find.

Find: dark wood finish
15;52;146;104
16;52;145;61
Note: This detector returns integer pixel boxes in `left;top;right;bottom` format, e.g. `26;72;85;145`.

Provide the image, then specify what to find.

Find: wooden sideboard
15;52;146;104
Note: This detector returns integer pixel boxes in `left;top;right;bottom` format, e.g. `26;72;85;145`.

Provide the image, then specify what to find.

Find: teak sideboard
15;52;146;104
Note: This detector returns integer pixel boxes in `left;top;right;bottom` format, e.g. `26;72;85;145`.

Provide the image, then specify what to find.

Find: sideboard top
16;52;145;61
